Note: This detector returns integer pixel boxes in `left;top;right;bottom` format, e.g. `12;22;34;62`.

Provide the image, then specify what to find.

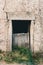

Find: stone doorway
12;20;31;49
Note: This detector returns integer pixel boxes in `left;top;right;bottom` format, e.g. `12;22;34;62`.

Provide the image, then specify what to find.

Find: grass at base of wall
0;46;43;64
33;52;43;64
0;47;32;63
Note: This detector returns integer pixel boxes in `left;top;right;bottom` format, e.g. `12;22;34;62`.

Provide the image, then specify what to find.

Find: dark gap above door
12;20;31;34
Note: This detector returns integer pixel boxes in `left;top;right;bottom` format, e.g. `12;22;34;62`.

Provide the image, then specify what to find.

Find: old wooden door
12;20;31;48
12;33;29;48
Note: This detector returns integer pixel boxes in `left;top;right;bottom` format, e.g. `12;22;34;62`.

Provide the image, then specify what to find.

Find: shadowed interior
12;20;31;33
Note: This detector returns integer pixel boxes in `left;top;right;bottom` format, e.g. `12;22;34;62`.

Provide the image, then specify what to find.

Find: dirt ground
0;61;43;65
0;61;26;65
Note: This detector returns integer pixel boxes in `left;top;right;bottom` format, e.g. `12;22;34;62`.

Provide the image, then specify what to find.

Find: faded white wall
0;0;43;53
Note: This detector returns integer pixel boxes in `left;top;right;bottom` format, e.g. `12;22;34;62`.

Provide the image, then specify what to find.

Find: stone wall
39;0;43;52
0;0;43;53
0;0;12;51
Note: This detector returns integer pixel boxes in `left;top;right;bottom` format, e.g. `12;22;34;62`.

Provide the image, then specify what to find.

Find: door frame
8;19;35;52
